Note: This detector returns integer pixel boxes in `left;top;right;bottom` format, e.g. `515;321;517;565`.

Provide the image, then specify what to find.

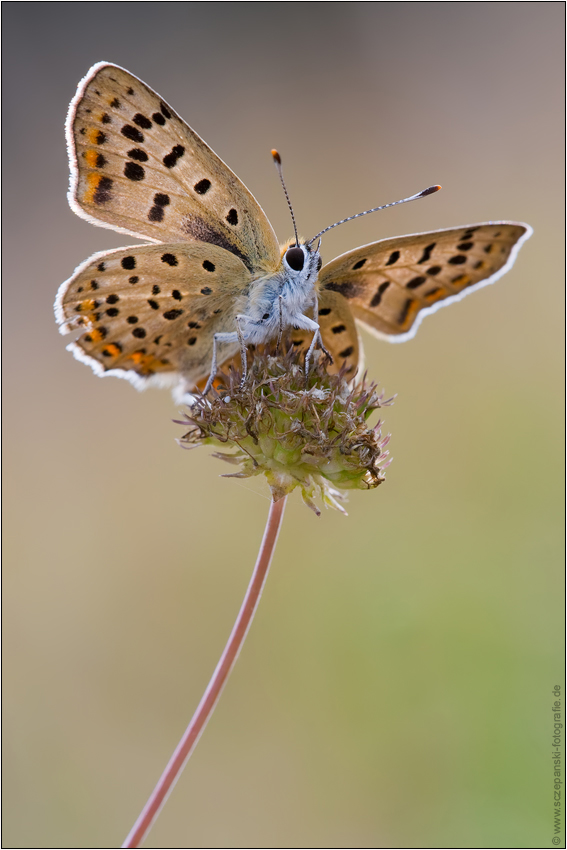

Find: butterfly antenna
272;150;299;247
306;185;441;247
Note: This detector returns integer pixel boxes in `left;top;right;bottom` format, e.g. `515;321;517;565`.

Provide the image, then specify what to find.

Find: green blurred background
3;3;564;847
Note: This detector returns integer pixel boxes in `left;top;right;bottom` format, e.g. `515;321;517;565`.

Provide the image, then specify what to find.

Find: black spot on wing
124;162;145;181
318;307;332;316
128;148;148;162
93;177;113;205
370;281;390;307
352;258;367;270
148;192;170;222
406;276;426;289
339;346;354;358
194;179;211;194
417;243;436;264
121;125;144;143
133;113;152;129
163;145;185;168
324;281;358;298
121;256;136;270
448;255;467;265
386;250;400;266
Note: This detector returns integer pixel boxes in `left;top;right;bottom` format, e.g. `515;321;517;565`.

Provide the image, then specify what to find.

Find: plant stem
121;495;287;848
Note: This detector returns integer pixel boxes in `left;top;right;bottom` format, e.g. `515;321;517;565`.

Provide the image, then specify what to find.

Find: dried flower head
177;347;394;515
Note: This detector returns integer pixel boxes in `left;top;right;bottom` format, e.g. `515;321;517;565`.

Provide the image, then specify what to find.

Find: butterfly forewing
67;63;280;274
56;242;249;387
319;223;531;341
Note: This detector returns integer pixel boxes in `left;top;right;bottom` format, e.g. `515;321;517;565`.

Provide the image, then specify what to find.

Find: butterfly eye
285;247;305;271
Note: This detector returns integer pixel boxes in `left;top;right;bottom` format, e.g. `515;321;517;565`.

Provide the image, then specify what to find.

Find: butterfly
55;62;532;398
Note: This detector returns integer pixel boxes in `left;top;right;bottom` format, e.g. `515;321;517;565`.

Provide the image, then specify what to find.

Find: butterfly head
282;241;322;283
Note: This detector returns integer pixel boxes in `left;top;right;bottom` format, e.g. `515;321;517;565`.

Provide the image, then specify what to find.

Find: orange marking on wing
128;351;172;374
84;150;100;168
89;328;105;342
102;344;121;358
77;299;97;312
87;128;103;144
84;173;103;204
400;298;420;330
424;288;443;302
452;274;470;287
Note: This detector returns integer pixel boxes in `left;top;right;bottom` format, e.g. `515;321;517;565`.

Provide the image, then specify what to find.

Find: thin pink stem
122;495;287;848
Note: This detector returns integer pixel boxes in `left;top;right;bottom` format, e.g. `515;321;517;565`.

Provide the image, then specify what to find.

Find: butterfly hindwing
67;63;281;274
56;242;250;388
319;222;532;341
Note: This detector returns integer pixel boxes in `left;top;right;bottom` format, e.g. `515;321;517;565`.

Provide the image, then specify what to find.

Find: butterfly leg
303;297;333;378
276;294;284;355
235;316;248;388
304;327;323;378
202;329;239;395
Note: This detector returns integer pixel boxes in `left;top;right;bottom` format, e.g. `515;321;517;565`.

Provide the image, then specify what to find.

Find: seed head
177;348;394;515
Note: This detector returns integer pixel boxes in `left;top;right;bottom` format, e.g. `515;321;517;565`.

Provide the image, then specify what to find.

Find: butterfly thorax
239;243;321;345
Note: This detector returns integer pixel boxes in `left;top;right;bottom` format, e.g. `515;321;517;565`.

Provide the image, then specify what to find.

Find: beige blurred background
3;3;564;848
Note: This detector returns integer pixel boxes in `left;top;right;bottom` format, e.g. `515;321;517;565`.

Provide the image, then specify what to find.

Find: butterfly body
232;244;321;343
56;63;532;396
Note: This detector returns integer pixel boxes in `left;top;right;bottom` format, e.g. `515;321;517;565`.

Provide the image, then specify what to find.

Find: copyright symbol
552;836;560;845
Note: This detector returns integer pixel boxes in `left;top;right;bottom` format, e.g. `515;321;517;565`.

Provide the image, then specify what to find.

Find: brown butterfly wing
318;222;532;341
56;242;250;389
67;63;281;274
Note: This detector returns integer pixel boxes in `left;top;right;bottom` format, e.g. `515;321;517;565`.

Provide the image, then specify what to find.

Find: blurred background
3;3;564;848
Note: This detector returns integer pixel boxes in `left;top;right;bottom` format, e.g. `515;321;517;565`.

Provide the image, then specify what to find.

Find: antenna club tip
421;184;442;197
271;150;281;164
